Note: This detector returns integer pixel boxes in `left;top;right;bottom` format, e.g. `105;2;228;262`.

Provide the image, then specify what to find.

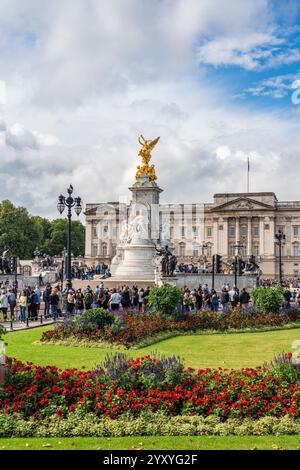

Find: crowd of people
176;263;208;273
0;282;153;322
57;263;111;284
1;277;300;323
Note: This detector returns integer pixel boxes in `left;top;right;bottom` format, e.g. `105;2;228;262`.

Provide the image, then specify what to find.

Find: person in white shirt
0;290;9;320
109;289;122;311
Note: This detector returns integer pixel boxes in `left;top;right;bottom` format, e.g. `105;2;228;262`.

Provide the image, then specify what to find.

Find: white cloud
196;32;300;71
0;0;299;218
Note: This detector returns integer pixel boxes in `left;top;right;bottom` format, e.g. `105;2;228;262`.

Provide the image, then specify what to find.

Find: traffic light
215;254;222;273
10;256;17;273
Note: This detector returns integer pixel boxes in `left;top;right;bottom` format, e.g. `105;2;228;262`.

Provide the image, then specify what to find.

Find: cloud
244;73;300;98
0;0;300;219
196;32;300;71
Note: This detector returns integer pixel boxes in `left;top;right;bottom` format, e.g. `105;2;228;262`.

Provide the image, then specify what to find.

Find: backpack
85;292;93;304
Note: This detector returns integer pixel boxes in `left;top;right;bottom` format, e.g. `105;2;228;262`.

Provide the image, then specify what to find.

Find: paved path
0;319;59;332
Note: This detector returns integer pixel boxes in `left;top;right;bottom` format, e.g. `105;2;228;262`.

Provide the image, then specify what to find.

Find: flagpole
247;156;250;193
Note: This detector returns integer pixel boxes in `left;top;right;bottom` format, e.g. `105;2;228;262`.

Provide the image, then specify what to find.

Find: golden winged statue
136;135;160;182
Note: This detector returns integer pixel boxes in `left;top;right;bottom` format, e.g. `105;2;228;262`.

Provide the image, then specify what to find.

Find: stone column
259;217;264;255
97;238;101;257
247;217;252;256
85;221;92;257
235;217;240;243
268;216;275;256
108;240;113;257
213;217;219;254
221;217;228;256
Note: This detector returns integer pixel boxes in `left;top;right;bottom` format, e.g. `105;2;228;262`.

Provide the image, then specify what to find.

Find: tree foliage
252;286;284;314
0;200;85;259
148;284;183;316
42;219;85;257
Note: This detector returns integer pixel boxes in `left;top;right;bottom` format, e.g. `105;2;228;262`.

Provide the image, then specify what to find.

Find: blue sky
1;0;300;217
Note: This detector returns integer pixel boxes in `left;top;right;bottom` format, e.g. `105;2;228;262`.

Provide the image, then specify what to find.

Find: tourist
296;290;300;307
229;286;239;308
109;288;121;311
283;289;292;309
50;288;60;320
203;291;211;309
34;286;42;318
67;289;76;315
28;288;38;321
220;288;230;313
84;288;94;310
76;288;85;313
195;289;203;310
138;288;144;312
121;286;131;309
142;287;150;312
43;284;52;318
239;288;250;310
211;291;219;312
7;288;17;320
19;290;28;323
0;290;9;320
183;291;191;312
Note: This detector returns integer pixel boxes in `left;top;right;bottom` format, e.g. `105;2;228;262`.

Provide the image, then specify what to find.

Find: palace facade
84;192;300;278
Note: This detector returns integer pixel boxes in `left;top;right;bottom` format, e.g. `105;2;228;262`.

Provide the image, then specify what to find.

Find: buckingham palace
84;191;300;278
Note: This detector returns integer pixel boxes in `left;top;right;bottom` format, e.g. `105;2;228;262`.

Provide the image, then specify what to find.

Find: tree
0;200;85;259
148;284;183;316
31;216;52;250
42;219;85;256
0;200;42;259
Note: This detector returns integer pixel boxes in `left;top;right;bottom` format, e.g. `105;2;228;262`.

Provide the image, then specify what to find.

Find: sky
1;0;300;219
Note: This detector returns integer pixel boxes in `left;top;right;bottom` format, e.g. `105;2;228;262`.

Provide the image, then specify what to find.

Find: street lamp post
57;185;82;291
275;230;286;285
61;247;67;291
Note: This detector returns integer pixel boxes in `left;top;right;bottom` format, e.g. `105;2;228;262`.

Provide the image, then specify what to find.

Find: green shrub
74;308;114;329
252;286;284;314
148;284;183;316
1;412;300;437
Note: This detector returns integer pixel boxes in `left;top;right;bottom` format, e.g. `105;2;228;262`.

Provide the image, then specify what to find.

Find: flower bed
40;309;300;348
1;353;300;422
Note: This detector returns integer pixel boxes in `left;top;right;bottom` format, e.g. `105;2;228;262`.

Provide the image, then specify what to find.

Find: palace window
181;226;185;238
193;249;199;257
179;243;185;257
112;245;117;257
293;244;300;257
207;227;212;237
229;226;235;237
206;245;212;257
293;226;299;237
253;226;259;237
92;244;97;257
241;225;247;237
92;227;97;238
102;243;107;257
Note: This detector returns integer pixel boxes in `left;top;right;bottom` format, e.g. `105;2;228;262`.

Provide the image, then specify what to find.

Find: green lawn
4;325;300;370
0;436;299;450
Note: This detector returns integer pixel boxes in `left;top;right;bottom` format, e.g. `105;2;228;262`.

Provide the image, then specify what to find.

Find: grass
4;325;300;370
0;436;299;450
